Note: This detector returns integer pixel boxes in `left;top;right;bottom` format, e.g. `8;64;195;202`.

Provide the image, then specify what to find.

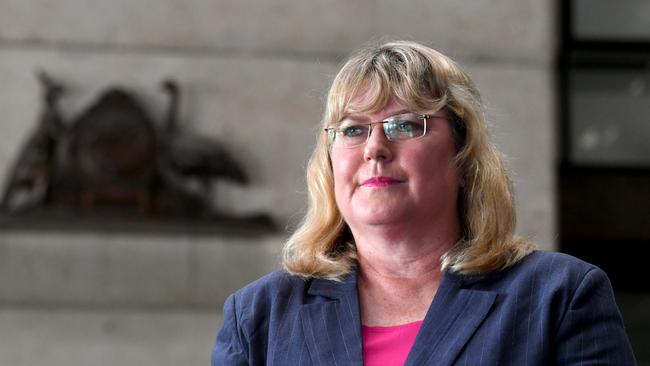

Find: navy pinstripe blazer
211;251;637;365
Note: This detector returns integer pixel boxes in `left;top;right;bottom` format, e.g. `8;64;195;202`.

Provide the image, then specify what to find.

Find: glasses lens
383;114;426;141
334;123;370;147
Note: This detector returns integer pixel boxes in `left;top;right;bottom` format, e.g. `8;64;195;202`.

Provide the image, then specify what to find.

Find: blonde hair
283;40;534;280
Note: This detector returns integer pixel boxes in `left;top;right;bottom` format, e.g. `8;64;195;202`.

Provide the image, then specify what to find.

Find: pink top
361;320;423;366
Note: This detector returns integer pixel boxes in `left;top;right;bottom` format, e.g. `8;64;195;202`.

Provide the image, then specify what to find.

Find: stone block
0;0;553;62
0;231;283;307
465;62;555;250
0;232;191;306
0;307;221;366
194;235;283;306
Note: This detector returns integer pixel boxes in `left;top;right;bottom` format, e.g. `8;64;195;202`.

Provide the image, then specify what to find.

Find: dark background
558;0;650;363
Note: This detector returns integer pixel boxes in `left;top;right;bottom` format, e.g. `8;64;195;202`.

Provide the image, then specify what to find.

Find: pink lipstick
361;176;402;188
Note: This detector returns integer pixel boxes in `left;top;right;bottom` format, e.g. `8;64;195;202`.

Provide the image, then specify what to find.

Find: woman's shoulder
461;250;609;292
230;270;311;306
496;250;611;293
518;249;597;272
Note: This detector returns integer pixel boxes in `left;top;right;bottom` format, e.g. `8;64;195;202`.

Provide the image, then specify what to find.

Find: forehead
345;89;407;121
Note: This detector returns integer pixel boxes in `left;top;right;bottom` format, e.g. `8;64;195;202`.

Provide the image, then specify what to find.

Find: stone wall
0;0;557;290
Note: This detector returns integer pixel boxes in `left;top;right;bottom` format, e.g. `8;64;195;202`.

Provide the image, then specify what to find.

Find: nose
363;124;393;162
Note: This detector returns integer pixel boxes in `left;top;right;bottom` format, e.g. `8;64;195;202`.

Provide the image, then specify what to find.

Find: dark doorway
558;1;650;363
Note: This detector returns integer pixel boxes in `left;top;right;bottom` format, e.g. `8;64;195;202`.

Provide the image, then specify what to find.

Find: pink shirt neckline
362;320;423;366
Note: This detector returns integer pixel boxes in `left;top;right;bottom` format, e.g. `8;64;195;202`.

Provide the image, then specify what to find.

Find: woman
212;41;637;365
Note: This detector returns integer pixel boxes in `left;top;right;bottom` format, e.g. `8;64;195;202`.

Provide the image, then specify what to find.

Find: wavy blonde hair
283;40;534;280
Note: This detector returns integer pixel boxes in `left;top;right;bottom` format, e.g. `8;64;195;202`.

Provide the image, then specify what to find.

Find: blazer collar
300;270;364;365
300;268;497;366
306;269;358;299
405;271;497;365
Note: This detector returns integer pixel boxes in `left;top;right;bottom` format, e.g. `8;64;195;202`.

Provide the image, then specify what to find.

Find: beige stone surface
466;63;555;250
0;307;222;366
0;232;189;306
0;0;553;63
0;231;283;307
195;235;283;306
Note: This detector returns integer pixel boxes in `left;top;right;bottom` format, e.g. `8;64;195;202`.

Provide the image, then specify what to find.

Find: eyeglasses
325;112;447;148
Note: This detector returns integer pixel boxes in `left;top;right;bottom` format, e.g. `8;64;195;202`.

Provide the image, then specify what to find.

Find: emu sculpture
1;71;66;212
159;80;248;201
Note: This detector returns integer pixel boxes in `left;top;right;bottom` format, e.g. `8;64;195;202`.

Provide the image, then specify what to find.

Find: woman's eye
396;121;421;132
342;125;366;137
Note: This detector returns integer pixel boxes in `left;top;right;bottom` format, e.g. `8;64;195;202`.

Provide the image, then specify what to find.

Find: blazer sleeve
211;294;249;366
555;267;637;365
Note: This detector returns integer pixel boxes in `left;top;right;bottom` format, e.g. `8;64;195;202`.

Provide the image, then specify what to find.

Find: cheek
330;152;362;215
413;145;460;187
330;151;358;189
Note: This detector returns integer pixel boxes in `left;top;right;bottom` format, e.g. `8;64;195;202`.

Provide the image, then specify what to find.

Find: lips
361;176;403;188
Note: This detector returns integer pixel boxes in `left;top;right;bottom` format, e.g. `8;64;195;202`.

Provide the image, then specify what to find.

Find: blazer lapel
405;273;497;366
300;272;364;366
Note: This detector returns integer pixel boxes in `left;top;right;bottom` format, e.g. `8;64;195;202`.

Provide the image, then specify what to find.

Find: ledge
0;209;277;238
0;227;283;308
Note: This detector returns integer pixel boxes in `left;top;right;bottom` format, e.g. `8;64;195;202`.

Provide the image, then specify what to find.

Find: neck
352;219;459;279
354;225;457;326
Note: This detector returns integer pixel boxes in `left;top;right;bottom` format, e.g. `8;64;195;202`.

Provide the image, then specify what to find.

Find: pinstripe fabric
211;251;637;365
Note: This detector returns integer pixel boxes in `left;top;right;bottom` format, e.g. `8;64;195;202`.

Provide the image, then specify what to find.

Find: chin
352;206;409;226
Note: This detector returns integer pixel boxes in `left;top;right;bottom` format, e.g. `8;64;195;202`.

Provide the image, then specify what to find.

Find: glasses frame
325;113;449;148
